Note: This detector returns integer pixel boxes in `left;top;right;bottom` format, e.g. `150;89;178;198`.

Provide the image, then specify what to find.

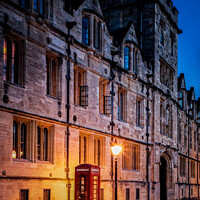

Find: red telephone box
75;164;100;200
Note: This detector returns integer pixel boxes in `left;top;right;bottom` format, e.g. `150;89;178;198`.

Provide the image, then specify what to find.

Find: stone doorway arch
160;153;173;200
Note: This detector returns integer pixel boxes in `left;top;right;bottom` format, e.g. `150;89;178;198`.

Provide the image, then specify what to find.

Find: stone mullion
130;45;133;72
90;15;94;47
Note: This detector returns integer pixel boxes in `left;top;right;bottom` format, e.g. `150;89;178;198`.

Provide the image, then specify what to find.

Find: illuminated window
124;46;130;70
12;121;27;159
122;143;140;170
3;38;23;85
79;134;104;166
94;138;101;166
82;17;90;45
37;127;49;161
46;56;59;98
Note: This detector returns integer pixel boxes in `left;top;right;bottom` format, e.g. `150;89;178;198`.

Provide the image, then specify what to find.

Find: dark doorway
160;156;167;200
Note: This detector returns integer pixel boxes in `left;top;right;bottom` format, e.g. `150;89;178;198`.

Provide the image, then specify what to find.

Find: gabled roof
111;21;138;45
178;73;186;91
72;0;85;10
187;87;195;104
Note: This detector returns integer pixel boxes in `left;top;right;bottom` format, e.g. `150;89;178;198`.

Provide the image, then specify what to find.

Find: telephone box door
75;164;100;200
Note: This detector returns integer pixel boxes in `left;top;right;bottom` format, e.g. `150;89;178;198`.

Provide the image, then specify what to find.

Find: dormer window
124;46;130;70
82;17;90;46
179;91;183;108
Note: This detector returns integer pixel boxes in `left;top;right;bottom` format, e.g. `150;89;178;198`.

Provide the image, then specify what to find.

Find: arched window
3;38;23;85
21;123;27;159
13;121;18;157
37;127;41;160
43;128;48;161
124;47;130;70
179;92;183;108
46;56;59;98
82;17;89;45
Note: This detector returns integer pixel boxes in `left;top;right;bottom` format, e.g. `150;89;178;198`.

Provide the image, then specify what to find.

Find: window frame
82;17;90;46
3;36;24;86
118;90;127;122
124;46;130;70
46;54;60;99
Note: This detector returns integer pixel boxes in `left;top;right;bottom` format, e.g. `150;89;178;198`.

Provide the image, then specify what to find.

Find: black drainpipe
110;50;118;182
146;74;152;200
66;21;77;200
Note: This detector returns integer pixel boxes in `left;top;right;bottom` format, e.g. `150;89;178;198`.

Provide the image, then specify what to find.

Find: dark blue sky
173;0;200;99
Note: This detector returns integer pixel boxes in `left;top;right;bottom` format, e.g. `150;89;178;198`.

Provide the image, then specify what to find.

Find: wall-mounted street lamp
111;142;122;200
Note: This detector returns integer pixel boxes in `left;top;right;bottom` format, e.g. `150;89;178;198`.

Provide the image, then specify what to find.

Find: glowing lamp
12;150;16;159
111;144;122;156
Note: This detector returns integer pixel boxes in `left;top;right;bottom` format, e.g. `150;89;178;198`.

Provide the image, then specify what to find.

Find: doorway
160;156;167;200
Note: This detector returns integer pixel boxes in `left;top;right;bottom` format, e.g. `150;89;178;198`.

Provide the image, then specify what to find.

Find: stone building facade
0;0;199;200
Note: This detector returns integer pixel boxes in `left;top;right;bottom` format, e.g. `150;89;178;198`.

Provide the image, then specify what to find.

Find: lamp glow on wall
111;142;122;200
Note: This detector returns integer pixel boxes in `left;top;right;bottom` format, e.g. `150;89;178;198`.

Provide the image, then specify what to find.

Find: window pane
21;123;27;159
126;188;130;200
40;0;45;14
34;0;38;11
43;128;48;161
37;127;41;160
83;136;86;163
82;17;89;45
124;47;130;70
3;39;8;81
13;121;18;157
